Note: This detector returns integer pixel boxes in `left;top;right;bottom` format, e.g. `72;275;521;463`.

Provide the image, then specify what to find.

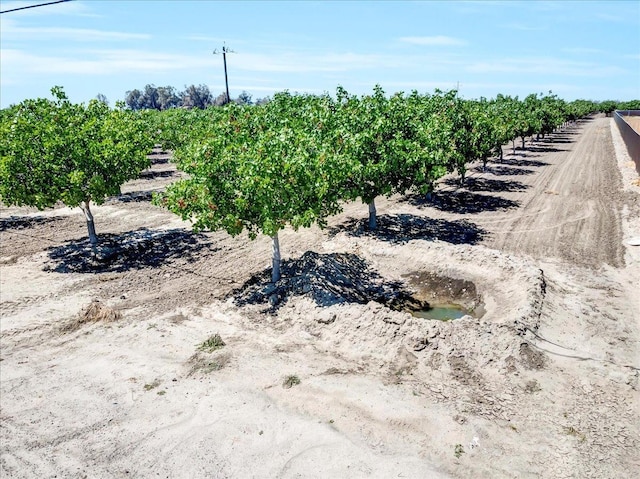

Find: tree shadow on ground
499;158;549;168
233;251;423;311
479;165;535;176
46;228;218;273
109;191;155;203
443;177;529;192
138;169;176;180
539;138;574;144
526;146;567;153
150;156;171;165
0;215;64;232
329;213;486;245
404;191;519;214
510;152;540;158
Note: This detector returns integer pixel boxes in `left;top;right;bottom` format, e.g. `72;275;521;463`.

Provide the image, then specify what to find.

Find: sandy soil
623;115;640;134
1;115;639;478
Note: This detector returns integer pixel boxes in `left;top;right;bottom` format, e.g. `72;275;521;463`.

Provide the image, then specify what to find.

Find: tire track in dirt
487;117;624;268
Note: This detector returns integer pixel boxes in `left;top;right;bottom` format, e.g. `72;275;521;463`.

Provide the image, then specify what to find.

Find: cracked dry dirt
1;114;639;478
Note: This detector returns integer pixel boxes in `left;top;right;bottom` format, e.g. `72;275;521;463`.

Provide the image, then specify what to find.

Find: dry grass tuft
60;300;121;333
188;351;230;376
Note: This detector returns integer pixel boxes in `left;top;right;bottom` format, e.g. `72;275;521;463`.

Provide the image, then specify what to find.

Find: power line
0;0;73;14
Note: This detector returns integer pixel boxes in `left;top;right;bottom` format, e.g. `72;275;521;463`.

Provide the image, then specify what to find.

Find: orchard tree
618;100;640;110
157;93;350;282
152;107;221;152
336;86;453;229
511;95;539;149
464;98;500;173
598;100;618;117
489;94;518;161
0;87;155;245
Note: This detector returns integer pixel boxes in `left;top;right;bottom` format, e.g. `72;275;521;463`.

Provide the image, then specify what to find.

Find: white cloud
185;35;227;43
0;19;150;41
562;47;605;55
595;12;626;23
0;48;212;76
232;51;386;73
0;47;388;79
466;57;626;77
398;36;466;46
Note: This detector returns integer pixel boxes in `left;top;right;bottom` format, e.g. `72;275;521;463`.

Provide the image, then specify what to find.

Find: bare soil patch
623;115;640;134
1;118;639;478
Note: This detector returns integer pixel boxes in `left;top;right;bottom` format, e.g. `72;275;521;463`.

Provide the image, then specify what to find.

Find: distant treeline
121;84;268;111
118;85;640;114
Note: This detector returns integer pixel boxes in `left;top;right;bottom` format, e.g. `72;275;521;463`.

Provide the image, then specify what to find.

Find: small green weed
198;333;226;353
454;444;465;459
188;351;230;376
283;375;301;389
143;380;160;391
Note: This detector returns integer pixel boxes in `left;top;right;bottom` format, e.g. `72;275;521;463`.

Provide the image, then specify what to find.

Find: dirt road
381;116;625;268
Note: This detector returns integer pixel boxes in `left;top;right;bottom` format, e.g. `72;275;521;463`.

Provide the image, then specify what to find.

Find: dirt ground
1;115;639;478
623;115;640;134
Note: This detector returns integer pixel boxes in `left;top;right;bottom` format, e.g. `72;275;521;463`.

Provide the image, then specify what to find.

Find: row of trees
154;88;605;281
124;84;259;111
1;86;638;282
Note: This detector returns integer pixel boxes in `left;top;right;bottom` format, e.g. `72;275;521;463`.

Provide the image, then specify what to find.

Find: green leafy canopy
0;86;154;210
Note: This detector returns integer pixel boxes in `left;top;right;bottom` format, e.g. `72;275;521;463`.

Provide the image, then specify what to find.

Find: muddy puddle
400;271;485;320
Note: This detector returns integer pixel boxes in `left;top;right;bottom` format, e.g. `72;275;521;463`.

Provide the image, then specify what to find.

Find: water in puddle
411;305;468;321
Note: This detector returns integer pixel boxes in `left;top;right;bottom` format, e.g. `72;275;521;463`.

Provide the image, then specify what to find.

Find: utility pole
213;44;235;105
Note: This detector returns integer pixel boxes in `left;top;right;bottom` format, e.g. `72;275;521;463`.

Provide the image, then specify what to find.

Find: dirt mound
232;251;423;311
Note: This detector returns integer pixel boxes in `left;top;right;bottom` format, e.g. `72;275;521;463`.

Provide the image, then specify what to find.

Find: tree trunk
271;232;281;283
521;136;526;149
499;145;503;161
80;200;98;245
368;199;377;231
512;139;516;155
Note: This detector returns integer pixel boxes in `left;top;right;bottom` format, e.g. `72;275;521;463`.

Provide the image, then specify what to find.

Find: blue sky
1;0;639;107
